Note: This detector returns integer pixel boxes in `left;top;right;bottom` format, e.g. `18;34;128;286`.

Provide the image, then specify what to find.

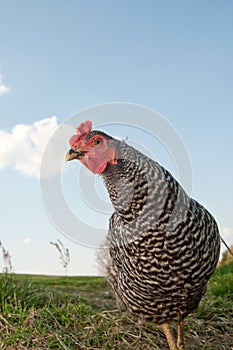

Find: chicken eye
93;138;103;146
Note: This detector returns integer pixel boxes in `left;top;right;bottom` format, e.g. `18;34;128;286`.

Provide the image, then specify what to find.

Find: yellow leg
161;323;177;350
177;320;185;350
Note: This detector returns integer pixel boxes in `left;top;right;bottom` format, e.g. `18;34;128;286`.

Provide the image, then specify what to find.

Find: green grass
0;263;232;349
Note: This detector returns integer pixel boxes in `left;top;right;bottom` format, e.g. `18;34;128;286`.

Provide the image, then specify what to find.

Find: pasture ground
0;263;232;349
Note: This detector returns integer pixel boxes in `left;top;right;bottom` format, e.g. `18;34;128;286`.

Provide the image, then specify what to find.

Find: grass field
0;263;232;350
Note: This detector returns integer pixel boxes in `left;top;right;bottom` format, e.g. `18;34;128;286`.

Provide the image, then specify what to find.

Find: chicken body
102;141;220;324
66;121;220;349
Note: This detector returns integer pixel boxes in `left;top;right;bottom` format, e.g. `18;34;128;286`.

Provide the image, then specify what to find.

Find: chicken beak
65;148;85;161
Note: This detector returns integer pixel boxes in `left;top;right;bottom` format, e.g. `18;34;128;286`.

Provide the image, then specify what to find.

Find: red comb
69;120;92;147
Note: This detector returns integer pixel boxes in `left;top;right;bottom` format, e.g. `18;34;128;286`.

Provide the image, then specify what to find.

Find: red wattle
81;158;108;174
97;162;108;174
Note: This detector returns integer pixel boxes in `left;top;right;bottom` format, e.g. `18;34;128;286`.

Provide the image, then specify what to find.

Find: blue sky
0;1;232;275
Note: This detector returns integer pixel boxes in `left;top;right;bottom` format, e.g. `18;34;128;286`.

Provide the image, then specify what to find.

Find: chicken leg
162;323;177;350
177;320;185;350
162;321;185;350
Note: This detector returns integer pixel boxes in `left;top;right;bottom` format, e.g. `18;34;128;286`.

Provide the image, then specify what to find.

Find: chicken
66;120;220;350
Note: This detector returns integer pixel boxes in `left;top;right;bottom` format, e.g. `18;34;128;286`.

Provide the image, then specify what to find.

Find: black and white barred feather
100;138;220;324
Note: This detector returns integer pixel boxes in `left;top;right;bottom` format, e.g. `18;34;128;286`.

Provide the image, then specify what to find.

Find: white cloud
0;72;10;96
0;84;10;95
0;117;60;177
24;238;32;245
222;227;233;238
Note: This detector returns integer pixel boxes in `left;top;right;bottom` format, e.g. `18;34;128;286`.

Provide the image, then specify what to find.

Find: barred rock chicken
66;120;220;350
